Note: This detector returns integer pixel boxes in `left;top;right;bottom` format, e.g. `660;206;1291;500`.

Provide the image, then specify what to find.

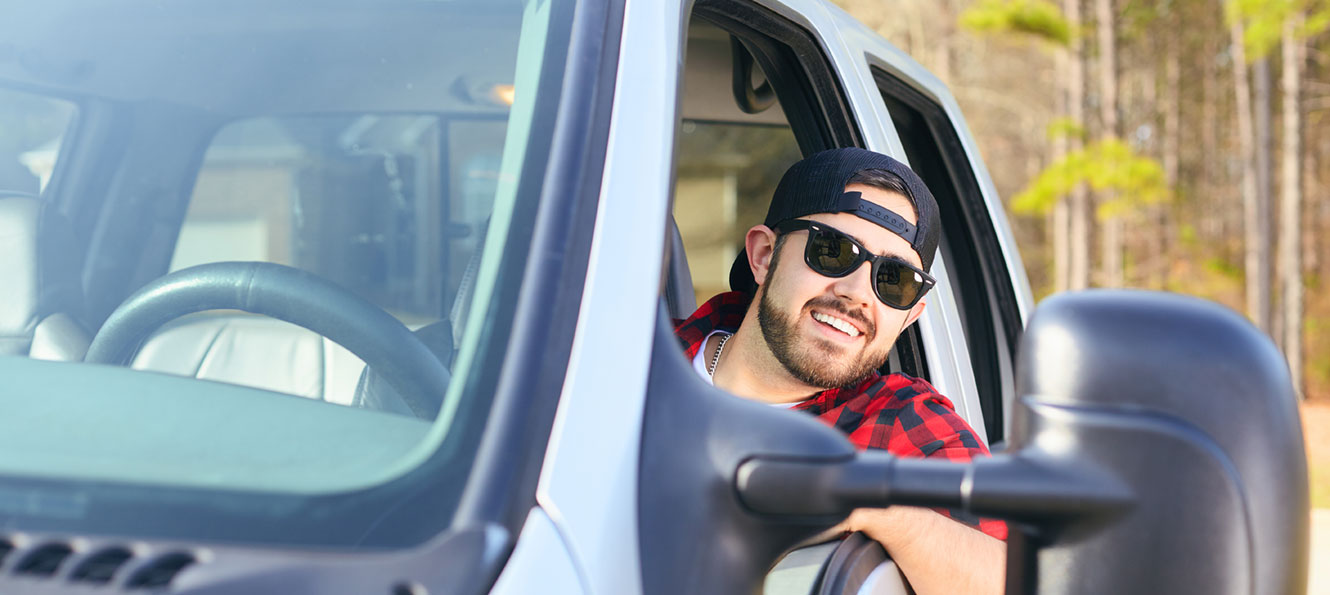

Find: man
674;148;1005;595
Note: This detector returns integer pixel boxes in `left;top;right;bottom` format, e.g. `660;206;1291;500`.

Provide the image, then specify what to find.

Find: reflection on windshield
0;89;74;195
0;0;571;549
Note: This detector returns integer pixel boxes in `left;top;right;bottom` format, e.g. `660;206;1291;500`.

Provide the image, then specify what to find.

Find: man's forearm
841;506;1004;595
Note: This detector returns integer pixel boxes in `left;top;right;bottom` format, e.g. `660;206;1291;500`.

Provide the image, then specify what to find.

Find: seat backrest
664;214;697;320
352;319;455;417
132;314;453;412
0;192;90;360
131;315;368;404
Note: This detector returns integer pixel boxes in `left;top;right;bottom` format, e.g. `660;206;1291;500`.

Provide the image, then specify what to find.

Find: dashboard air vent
126;552;195;590
14;542;74;576
70;546;134;584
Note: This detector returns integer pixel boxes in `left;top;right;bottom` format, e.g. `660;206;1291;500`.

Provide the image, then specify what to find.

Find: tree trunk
1255;56;1276;342
1201;36;1223;246
1067;0;1091;290
1230;18;1268;333
1318;133;1330;282
1096;0;1122;287
1053;41;1071;293
1158;33;1181;290
1280;13;1304;396
1053;202;1071;292
1306;147;1318;274
935;0;956;85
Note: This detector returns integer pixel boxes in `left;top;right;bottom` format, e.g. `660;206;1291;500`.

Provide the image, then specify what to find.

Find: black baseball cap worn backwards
729;147;942;293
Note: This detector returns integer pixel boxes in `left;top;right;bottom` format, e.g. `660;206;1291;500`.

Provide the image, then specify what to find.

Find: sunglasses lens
808;228;860;275
875;261;924;308
795;222;929;309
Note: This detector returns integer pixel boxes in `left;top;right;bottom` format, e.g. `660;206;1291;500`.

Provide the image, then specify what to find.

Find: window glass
674;121;801;303
0;88;75;194
0;0;573;550
173;115;502;321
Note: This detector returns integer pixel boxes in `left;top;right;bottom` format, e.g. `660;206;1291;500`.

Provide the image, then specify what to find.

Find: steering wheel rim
85;261;450;418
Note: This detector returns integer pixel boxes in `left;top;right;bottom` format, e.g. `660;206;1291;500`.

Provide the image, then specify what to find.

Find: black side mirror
1003;290;1309;594
732;291;1309;594
641;291;1308;595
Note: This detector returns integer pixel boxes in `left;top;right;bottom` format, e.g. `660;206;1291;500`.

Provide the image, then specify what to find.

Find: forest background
831;0;1330;508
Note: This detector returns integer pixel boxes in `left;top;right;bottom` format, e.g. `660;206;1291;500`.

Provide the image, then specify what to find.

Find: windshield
0;0;574;548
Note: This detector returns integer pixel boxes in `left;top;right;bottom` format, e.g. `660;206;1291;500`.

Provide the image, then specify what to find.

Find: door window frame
866;63;1023;442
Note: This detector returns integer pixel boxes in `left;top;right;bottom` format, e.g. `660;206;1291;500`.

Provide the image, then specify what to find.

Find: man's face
754;183;927;389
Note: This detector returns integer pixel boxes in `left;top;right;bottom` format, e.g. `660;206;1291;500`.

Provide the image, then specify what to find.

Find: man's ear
745;225;779;286
902;298;927;329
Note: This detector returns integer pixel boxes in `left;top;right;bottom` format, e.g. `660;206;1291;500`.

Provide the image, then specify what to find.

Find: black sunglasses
774;219;936;310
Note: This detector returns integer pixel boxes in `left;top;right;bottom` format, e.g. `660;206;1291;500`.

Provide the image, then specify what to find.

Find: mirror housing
1007;290;1308;594
733;291;1309;594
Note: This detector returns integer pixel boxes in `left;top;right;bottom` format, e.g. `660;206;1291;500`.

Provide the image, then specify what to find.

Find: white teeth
812;312;861;337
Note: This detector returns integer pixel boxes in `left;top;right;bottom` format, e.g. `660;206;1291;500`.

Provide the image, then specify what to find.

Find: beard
756;249;893;390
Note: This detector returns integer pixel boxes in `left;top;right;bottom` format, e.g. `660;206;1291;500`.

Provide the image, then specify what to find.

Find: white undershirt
691;330;798;409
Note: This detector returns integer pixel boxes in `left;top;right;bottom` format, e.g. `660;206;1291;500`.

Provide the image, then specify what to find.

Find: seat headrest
0;193;83;354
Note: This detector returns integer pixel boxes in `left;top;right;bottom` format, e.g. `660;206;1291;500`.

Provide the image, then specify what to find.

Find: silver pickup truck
0;0;1308;593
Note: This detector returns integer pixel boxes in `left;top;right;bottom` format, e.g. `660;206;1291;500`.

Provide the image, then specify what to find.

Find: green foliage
1226;0;1330;60
1119;0;1166;42
960;0;1073;47
1307;1;1330;34
1178;223;1199;247
1046;117;1086;141
1311;463;1330;509
1310;316;1330;386
1204;257;1244;281
1011;137;1170;219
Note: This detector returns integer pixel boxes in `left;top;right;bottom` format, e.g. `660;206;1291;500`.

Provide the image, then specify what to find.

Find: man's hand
832;506;1004;595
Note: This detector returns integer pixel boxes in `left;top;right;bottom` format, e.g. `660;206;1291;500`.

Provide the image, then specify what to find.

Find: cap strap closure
835;191;917;243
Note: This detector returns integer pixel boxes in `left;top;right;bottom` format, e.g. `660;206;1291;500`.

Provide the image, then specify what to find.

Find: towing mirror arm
735;452;1132;525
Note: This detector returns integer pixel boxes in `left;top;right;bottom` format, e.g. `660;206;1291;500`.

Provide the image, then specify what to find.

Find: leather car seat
131;315;371;404
0;192;91;361
663;214;696;320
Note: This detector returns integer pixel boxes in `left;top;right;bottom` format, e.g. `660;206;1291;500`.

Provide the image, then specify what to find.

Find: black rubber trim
893;325;928;378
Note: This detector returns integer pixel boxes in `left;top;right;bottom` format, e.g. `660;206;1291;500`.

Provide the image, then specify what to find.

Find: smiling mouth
811;311;862;338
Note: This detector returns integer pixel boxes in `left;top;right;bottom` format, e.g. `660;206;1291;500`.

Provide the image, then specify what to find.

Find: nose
830;261;876;309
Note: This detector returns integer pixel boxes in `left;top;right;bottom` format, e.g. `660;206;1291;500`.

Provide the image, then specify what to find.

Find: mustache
804;296;874;338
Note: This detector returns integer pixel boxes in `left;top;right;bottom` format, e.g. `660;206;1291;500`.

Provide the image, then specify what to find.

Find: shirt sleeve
865;377;1009;541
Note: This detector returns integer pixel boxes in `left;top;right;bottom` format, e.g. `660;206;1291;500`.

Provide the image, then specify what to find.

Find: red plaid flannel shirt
675;291;1007;541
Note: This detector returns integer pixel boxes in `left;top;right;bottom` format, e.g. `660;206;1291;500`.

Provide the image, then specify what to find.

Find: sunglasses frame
773;219;936;310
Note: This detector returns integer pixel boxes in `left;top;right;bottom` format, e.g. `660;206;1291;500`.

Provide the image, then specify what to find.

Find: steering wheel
84;261;450;418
